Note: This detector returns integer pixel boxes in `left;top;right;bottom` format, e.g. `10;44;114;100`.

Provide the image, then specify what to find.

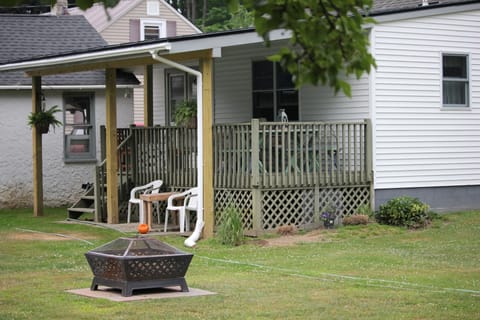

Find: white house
1;0;479;219
0;14;138;208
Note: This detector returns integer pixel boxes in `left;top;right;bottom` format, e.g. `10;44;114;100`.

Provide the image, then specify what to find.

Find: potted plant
27;105;62;134
174;100;197;128
320;203;338;229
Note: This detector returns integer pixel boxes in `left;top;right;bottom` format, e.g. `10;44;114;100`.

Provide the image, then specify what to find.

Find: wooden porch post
105;68;119;223
251;119;262;235
366;118;375;211
144;64;153;127
200;55;214;238
32;76;43;217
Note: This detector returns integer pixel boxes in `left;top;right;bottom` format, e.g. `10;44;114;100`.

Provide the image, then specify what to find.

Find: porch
92;119;372;235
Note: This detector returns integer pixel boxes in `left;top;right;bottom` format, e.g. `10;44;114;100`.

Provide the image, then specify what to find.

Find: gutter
0;85;139;90
0;42;171;72
149;50;204;248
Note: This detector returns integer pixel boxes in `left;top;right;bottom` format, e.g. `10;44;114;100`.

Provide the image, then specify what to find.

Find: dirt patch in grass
252;229;333;247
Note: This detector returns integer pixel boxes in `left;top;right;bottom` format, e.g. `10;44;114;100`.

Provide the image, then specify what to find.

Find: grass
0;208;479;319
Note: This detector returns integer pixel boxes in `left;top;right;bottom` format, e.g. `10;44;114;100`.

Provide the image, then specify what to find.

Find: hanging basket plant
174;100;197;128
28;105;62;134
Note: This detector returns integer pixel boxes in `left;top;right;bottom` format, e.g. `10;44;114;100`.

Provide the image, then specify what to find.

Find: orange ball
138;223;149;234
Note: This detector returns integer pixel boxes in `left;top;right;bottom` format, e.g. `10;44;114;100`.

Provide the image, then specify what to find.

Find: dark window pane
276;65;295;89
443;81;467;105
252;60;273;90
253;92;274;120
443;55;467;78
277;90;299;120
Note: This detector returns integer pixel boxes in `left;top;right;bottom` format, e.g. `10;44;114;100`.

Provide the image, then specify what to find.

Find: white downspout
150;50;204;247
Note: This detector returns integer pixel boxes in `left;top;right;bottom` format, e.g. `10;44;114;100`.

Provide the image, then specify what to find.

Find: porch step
68;208;95;214
68;186;95;220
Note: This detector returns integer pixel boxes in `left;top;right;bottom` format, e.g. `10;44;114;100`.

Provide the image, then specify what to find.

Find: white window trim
140;19;166;40
441;52;471;109
63;93;96;163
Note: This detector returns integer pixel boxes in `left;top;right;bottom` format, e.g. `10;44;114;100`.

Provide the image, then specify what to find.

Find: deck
95;119;373;234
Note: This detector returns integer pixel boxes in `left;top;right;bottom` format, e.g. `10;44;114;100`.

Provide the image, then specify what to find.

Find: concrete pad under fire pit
67;286;216;302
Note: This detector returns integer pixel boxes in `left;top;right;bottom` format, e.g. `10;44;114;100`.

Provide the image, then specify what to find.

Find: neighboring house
68;0;201;125
0;14;139;208
1;0;479;230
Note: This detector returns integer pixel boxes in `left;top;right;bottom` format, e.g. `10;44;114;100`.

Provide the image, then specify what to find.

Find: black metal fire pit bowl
85;237;193;297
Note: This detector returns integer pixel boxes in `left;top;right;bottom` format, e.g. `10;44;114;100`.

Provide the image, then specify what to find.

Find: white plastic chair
164;187;199;233
127;180;163;223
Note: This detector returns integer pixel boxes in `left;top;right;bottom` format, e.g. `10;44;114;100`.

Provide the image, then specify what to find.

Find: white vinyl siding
153;65;166;125
301;75;370;121
373;10;480;190
214;41;369;123
133;74;144;124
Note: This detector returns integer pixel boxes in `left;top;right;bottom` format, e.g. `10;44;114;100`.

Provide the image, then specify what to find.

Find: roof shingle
0;14;138;86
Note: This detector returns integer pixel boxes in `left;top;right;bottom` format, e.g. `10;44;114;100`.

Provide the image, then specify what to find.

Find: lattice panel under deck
213;186;370;233
318;186;371;218
214;189;253;230
262;189;315;230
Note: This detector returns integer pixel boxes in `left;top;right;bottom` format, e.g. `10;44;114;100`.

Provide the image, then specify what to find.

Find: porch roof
0;28;290;76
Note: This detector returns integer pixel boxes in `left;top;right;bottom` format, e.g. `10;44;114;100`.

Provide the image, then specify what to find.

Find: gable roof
68;0;201;33
0;14;138;87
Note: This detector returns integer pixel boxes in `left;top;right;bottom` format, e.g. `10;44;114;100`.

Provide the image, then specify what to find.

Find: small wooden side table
140;192;177;230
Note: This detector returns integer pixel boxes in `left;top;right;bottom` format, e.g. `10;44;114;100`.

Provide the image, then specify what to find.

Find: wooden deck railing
96;126;197;221
96;120;371;221
214;119;372;189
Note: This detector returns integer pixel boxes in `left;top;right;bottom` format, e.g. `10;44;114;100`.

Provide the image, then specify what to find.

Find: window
141;20;166;40
63;93;95;162
166;69;197;124
252;60;298;121
442;54;469;107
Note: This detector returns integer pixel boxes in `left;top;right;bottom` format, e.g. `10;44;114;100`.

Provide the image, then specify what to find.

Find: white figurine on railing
278;109;288;122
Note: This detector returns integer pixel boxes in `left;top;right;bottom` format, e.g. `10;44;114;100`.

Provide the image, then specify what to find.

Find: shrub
375;196;432;228
342;214;369;225
217;206;244;246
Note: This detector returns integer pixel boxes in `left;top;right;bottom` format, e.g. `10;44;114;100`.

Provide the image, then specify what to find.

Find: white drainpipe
150;50;204;247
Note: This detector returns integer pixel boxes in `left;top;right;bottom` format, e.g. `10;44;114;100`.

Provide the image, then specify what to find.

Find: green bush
375;196;432;228
217;206;244;246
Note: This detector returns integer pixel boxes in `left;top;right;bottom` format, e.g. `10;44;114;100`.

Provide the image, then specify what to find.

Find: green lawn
0;208;479;320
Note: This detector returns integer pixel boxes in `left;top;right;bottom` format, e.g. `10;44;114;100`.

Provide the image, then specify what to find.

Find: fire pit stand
85;237;193;297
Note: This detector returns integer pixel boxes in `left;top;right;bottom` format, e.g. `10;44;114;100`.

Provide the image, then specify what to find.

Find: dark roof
369;0;480;16
0;14;138;86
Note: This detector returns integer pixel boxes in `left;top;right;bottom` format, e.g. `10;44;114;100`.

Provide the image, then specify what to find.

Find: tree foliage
228;0;376;96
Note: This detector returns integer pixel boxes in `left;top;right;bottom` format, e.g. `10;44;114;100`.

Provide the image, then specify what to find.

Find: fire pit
85;237;193;297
